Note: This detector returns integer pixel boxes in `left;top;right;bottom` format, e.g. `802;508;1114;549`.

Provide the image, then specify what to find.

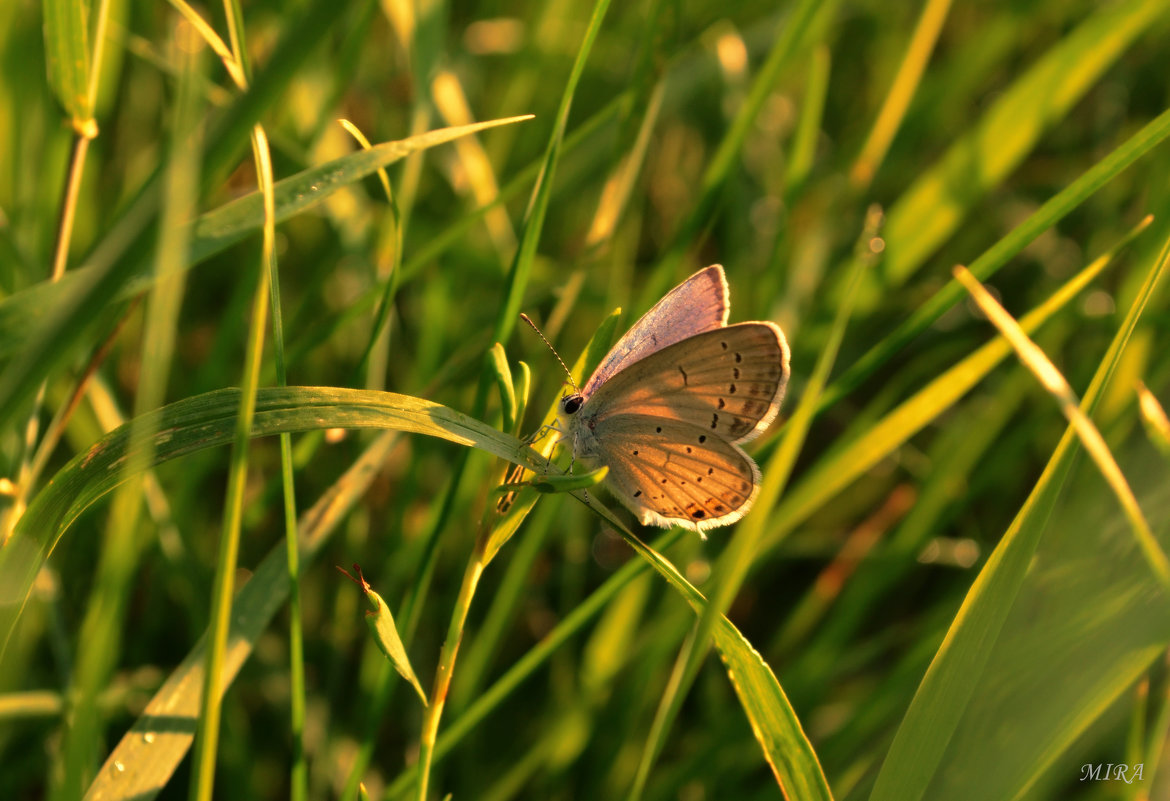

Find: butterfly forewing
582;322;789;444
582;265;729;397
593;415;761;529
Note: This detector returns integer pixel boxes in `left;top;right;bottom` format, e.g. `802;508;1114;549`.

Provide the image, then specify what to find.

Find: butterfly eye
561;394;584;415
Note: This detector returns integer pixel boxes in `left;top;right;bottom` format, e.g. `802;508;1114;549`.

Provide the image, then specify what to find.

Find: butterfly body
558;265;790;531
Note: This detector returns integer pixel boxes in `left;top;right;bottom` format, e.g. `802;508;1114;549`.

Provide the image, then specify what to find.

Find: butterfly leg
523;421;570;468
565;431;579;474
523;422;562;446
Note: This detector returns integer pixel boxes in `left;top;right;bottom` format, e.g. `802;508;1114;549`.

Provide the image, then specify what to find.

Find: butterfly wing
589;415;760;530
581;265;729;397
581;322;789;445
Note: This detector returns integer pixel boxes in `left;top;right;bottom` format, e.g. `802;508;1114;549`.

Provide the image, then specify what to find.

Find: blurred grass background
2;0;1170;799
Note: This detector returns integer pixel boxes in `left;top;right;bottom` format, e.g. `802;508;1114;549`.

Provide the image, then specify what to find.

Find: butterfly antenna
520;313;580;392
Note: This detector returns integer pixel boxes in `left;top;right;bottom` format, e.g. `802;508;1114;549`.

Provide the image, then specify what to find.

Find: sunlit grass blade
188;120;277;801
191;117;532;267
821;106;1170;414
1137;381;1170;458
881;0;1166;284
337;118;402;390
338;564;428;706
0;387;548;663
488;343;517;433
43;0;94;132
579;496;832;800
954;264;1170;592
52;24;206;801
164;0;245;88
80;432;401;801
868;225;1170;801
850;0;952;189
628;208;881;801
0;116;533;428
642;0;828;303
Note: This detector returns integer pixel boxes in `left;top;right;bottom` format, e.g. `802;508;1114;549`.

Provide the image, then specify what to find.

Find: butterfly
557;265;790;532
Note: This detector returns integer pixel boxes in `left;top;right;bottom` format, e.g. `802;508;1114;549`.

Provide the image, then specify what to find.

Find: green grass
2;0;1170;799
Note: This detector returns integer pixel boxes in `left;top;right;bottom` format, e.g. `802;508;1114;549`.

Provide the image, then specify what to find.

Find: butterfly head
560;393;585;416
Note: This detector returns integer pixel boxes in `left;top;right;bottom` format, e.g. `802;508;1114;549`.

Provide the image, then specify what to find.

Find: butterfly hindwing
591;415;761;529
581;322;789;444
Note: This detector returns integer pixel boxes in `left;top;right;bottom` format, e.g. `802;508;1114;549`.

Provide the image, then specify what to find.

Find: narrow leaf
869;227;1170;801
80;433;400;800
0;116;534;428
43;0;94;131
338;564;428;706
882;0;1165;283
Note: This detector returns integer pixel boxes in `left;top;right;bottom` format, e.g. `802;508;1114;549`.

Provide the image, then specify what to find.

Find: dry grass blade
953;264;1170;594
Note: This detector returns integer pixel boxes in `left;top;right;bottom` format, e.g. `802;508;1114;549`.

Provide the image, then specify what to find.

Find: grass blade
821;105;1170;415
882;0;1166;284
954;264;1170;592
868;224;1170;801
42;0;93;132
764;222;1141;555
80;432;401;801
0;116;533;428
0;387;549;663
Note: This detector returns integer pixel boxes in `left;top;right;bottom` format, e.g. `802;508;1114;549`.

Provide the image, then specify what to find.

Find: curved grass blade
764;217;1148;554
881;0;1166;284
0;378;824;798
575;495;833;800
0;387;546;663
954;265;1170;592
1137;381;1170;458
0;116;533;429
821;100;1170;416
868;228;1170;801
81;431;400;801
188;116;530;267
